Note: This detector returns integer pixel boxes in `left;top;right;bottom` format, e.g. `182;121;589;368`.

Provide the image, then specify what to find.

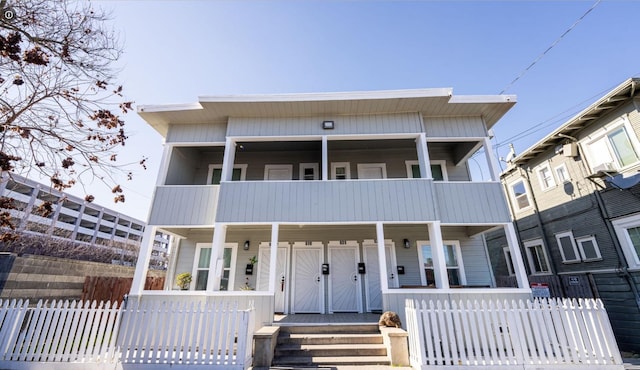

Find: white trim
536;162;556;191
357;163;387;179
555;231;581;264
291;241;325;314
405;160;420;178
207;164;247;184
503;246;515;276
331;162;351;180
612;213;640;269
430;160;448;181
554;163;570;183
575;235;602;262
581;117;640;173
508;178;533;212
416;240;466;286
523;238;552;275
299;163;319;180
264;164;293;180
328;241;363;313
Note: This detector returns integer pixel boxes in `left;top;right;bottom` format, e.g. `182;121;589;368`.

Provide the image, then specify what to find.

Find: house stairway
271;323;390;367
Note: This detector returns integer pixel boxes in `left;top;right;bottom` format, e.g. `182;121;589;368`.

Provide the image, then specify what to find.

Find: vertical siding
227;113;422;136
423;116;486;137
593;272;640;352
148;186;219;225
166;123;227;143
433;182;511;223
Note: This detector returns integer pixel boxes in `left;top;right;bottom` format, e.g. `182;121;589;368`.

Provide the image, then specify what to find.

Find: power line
499;0;602;94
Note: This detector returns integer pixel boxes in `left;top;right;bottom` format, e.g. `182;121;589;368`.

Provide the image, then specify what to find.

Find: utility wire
499;0;602;94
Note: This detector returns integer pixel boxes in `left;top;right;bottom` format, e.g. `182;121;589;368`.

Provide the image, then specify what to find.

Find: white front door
357;163;387;179
291;243;324;313
257;243;290;313
363;242;397;312
328;243;362;313
264;164;293;180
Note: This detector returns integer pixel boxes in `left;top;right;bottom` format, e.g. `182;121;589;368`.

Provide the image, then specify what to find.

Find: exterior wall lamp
403;238;411;249
244;240;250;250
322;120;334;129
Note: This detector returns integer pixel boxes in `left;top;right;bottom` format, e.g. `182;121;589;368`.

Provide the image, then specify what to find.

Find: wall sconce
243;240;250;250
322;120;334;130
403;238;411;249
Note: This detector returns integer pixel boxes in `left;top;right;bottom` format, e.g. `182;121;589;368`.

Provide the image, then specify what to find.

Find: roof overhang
138;88;516;137
504;78;640;171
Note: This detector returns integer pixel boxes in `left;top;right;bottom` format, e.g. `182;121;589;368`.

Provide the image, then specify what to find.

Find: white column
483;137;501;182
427;222;449;289
207;223;227;291
130;226;157;295
322;136;328;181
416;134;432;179
504;222;529;289
268;223;280;294
164;236;182;290
376;222;389;291
220;138;237;182
156;144;174;186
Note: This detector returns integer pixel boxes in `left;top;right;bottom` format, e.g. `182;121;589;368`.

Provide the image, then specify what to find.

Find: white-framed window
192;243;237;291
612;214;640;269
503;246;515;276
555;231;581;263
405;160;448;180
536;163;556;190
554;163;570;183
524;239;551;275
417;240;466;286
207;164;247;184
299;163;319;180
576;235;602;261
583;119;640;172
264;164;293;180
509;179;532;211
357;163;387;179
331;162;351;180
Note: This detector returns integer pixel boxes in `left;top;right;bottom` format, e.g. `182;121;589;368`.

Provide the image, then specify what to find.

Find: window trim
582;118;640;173
555;231;581;264
405;160;448;180
299;163;319;180
554;163;570;183
508;178;533;212
405;160;420;178
416;240;466;286
613;214;640;268
264;164;293;181
575;235;602;262
207;164;247;184
357;163;387;179
331;162;351;180
503;246;515;276
523;238;552;275
536;162;556;191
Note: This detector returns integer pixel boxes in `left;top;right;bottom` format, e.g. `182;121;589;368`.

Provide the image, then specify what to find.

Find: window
576;236;602;261
555;231;580;263
524;239;551;274
299;163;319;180
583;120;640;172
331;162;351;180
207;164;247;184
405;160;448;180
612;214;640;268
503;247;515;276
510;179;531;211
555;164;570;183
192;243;237;291
417;240;465;286
357;163;387;179
536;163;556;190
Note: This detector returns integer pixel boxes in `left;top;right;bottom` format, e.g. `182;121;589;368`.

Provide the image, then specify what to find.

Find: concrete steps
272;324;390;367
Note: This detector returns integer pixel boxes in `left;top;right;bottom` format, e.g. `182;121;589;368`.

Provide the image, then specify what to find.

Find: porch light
322;120;334;129
243;240;250;250
403;238;411;249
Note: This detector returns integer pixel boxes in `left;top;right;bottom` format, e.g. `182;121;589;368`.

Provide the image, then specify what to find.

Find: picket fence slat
406;297;624;369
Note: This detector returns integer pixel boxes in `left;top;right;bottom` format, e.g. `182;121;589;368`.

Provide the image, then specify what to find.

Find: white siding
424;116;486;137
433;182;510;223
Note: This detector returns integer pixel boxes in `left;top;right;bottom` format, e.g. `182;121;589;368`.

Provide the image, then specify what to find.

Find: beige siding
227;113;422;137
423;116;486;137
433;182;511;223
166;123;227;143
148;186;219;225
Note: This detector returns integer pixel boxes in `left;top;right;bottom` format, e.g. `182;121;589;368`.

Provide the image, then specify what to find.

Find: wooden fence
405;298;623;369
117;299;255;369
82;276;165;304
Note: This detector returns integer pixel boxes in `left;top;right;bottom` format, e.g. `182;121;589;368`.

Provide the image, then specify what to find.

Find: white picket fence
405;298;624;370
0;298;255;370
0;299;121;367
117;299;255;369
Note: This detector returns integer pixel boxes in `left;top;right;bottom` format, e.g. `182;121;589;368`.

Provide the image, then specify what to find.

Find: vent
563;143;578;157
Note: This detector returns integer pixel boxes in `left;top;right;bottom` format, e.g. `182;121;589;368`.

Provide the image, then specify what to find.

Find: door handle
353;275;358;282
316;276;320;283
390;273;395;280
281;276;285;292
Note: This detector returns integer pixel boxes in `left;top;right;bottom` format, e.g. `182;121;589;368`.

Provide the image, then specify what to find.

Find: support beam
207;223;228;291
220;137;237;182
268;223;280;294
483;137;501;182
416;134;432;179
376;222;389;291
504;222;529;289
428;222;449;289
322;136;328;181
130;226;157;295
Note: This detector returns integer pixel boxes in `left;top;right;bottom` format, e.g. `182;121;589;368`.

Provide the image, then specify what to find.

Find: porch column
207;223;228;291
220;137;237;182
322;136;328;181
428;222;449;289
164;235;182;290
268;223;280;293
156;144;174;186
483;137;501;182
416;133;432;178
130;226;157;295
376;222;389;291
504;222;529;289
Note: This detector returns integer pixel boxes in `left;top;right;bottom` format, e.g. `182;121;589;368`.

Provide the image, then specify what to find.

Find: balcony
148;185;220;225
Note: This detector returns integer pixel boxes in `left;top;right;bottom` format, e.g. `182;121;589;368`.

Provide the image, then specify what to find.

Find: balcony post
376;222;389;291
207;223;228;291
505;222;529;289
220;137;237;182
416;134;432;179
322;136;328;180
483;137;501;181
428;221;449;289
268;223;280;293
130;226;156;295
156;144;173;186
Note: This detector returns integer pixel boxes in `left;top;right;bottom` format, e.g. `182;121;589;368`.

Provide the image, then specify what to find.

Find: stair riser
272;356;390;366
278;325;380;335
278;336;383;345
275;348;387;357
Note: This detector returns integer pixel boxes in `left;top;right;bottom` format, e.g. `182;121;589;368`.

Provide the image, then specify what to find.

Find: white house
129;88;532;327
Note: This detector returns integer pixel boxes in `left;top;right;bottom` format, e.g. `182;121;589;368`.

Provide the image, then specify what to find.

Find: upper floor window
207;164;247;184
576;235;602;261
536;163;556;190
555;164;570;183
612;214;640;269
555;231;580;263
524;239;551;275
300;163;319;180
509;179;531;211
331;162;351;180
405;160;448;180
583;120;640;172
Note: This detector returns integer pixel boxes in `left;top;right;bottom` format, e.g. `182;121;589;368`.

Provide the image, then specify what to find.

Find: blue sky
83;0;640;220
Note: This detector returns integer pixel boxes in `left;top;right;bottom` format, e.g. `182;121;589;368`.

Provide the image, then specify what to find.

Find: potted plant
175;272;192;290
